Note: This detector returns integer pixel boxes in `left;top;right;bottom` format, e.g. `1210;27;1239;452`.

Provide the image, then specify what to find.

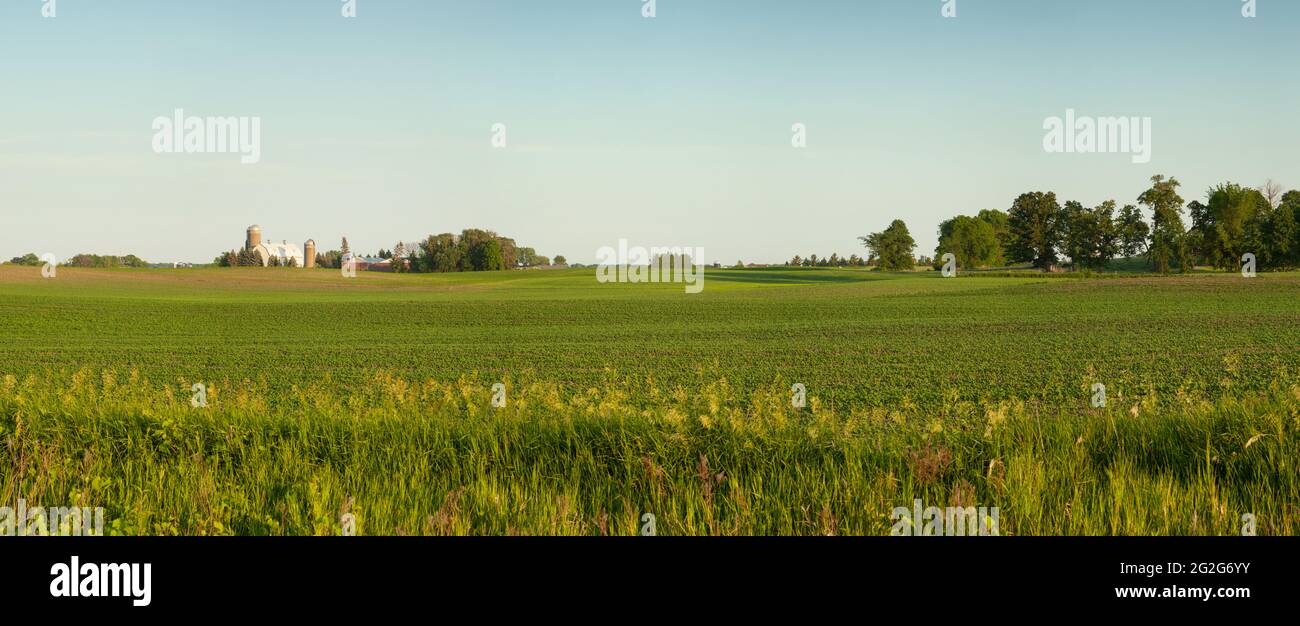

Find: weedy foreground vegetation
1;266;1298;535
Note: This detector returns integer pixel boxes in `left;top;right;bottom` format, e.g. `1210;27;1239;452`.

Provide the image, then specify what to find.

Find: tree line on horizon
5;253;149;268
789;175;1300;273
9;175;1296;275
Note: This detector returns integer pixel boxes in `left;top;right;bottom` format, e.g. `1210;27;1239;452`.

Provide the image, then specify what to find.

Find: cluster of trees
785;221;923;271
316;231;565;273
402;229;508;273
214;248;303;267
996;191;1139;271
928;175;1299;273
6;253;45;266
403;230;566;273
215;248;267;267
65;254;149;268
5;253;147;268
314;250;343;268
785;253;870;267
313;240;349;269
789;175;1299;275
1189;181;1298;271
215;250;301;267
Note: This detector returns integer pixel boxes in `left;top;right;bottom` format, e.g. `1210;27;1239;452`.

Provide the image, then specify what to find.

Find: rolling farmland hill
2;266;1298;535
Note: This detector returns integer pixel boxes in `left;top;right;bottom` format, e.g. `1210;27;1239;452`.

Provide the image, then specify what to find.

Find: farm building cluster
244;225;314;268
241;225;405;271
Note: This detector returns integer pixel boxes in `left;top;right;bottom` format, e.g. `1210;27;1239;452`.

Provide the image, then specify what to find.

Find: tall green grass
3;370;1296;536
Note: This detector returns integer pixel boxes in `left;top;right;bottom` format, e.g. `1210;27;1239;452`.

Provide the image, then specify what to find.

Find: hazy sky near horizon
1;0;1297;264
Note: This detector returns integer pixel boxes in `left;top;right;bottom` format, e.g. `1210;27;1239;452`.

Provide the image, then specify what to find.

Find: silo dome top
247;225;262;231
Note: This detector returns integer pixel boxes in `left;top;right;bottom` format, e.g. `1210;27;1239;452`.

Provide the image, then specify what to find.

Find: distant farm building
245;225;316;268
339;253;410;272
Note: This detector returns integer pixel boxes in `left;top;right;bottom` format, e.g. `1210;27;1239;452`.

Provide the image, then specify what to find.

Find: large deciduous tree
468;236;505;271
496;237;518;269
860;220;916;271
1280;190;1300;266
391;242;407;273
1007;191;1063;270
1202;183;1268;270
1061;200;1121;271
976;209;1013;259
1138;175;1186;273
417;233;461;272
1264;201;1298;268
1116;204;1149;258
935;215;1002;269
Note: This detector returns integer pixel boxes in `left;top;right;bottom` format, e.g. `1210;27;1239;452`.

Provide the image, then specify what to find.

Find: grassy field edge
3;370;1297;536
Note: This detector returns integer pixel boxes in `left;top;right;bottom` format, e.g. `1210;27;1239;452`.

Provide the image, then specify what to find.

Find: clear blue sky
1;0;1296;264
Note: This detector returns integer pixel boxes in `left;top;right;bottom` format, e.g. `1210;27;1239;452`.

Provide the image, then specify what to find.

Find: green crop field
2;265;1298;535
